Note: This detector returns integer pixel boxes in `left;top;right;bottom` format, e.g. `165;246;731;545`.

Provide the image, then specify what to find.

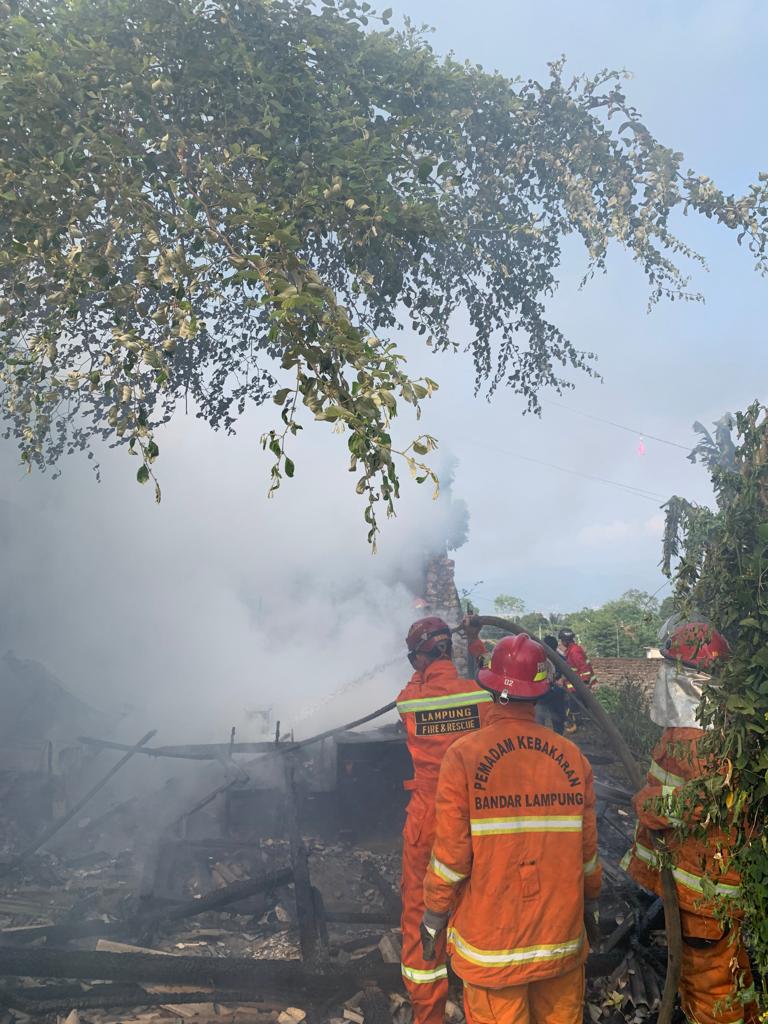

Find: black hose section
279;700;398;755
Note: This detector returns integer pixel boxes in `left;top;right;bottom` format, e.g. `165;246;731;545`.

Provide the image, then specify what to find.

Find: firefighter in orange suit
558;628;595;733
422;633;602;1024
558;629;595;689
623;619;756;1024
397;616;492;1024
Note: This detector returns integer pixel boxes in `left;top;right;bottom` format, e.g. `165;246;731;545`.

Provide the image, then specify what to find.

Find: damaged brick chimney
420;551;468;674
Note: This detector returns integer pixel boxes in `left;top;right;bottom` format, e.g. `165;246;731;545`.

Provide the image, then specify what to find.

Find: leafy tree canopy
493;594;527;619
662;403;768;976
2;0;768;540
495;588;664;656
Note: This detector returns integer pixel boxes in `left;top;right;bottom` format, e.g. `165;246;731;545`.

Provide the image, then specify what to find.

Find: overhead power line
542;400;690;451
461;437;667;503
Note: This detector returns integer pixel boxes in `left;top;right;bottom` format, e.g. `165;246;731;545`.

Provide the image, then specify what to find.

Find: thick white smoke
0;406;469;747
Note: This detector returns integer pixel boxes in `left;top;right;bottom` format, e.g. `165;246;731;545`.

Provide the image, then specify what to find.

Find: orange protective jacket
424;702;601;989
623;727;741;937
563;642;595;692
396;643;492;789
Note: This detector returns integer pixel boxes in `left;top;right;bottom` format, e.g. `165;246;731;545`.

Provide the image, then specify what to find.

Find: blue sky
0;0;766;730
392;0;768;612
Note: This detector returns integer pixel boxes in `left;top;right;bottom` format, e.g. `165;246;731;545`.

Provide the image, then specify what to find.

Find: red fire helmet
478;634;550;701
406;616;451;656
662;620;729;672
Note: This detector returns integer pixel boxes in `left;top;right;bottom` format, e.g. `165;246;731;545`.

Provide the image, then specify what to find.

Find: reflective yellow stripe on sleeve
632;842;739;897
396;690;493;714
429;853;466;885
583;852;600;876
648;760;686;789
401;963;448;984
470;815;582;836
448;926;584;966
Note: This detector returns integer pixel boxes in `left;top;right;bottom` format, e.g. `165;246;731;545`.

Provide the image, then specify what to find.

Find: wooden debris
377;931;402;964
360;985;391;1024
0;945;403;994
276;1009;306;1024
160;1002;216;1019
282;758;320;961
0;729;157;878
360;861;400;919
96;940;172;956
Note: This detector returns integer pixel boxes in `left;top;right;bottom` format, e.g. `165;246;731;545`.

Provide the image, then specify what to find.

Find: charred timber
0;986;285;1014
0;947;402;993
0;946;624;987
79;737;281;760
324;911;400;927
361;860;401;919
0;868;294;947
360;985;392;1024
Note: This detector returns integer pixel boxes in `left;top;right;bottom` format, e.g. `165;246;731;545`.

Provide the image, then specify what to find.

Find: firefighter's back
442;710;597;988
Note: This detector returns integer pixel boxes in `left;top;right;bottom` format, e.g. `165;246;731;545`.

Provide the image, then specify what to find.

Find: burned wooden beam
0;729;157;877
324;912;400;927
0;946;402;995
360;985;392;1024
283;757;321;961
0;985;285;1014
361;860;401;919
79;737;281;760
0;868;294;947
600;896;663;955
0;946;624;992
593;780;634;806
146;867;293;925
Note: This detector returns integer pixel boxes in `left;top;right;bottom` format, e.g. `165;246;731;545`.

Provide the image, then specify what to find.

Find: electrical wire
542;400;690;451
461;437;667;502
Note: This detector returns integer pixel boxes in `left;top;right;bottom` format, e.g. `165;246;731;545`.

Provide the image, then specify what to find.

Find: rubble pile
0;680;665;1024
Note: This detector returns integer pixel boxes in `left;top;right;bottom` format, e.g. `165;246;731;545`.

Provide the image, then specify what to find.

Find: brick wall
593;657;661;691
421;552;468;674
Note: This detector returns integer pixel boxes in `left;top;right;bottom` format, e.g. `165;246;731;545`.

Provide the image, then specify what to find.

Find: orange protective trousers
400;790;447;1024
680;930;756;1024
463;963;585;1024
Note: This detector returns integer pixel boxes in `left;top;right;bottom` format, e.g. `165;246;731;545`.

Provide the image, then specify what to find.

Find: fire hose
469;615;681;1024
173;615;681;1022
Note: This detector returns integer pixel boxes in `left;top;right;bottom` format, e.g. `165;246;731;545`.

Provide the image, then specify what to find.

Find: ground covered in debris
0;721;669;1024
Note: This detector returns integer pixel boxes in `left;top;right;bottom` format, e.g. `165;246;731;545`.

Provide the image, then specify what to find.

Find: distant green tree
518;611;552;639
566;589;661;657
658;593;676;623
492;589;664;656
493;595;527;619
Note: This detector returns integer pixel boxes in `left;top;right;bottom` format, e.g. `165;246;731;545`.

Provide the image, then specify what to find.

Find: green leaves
3;0;768;543
663;403;768;977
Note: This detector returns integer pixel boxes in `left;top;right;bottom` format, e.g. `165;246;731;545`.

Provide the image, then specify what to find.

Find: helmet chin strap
499;688;511;704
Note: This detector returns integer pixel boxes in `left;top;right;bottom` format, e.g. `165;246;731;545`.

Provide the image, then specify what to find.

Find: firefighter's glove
459;613;481;643
584;900;600;948
420;909;449;961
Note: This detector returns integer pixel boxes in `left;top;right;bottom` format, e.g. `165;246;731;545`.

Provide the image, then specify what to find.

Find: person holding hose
558;628;595;732
396;615;492;1024
420;633;602;1024
535;634;566;735
622;618;756;1024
